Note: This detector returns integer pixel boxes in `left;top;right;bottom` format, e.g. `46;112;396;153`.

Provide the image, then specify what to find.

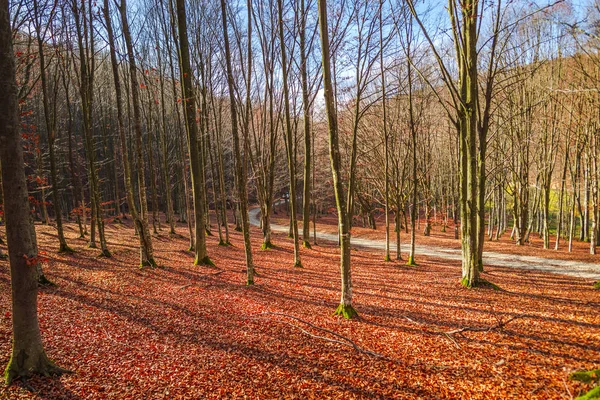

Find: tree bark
318;0;357;318
1;1;67;382
175;0;211;266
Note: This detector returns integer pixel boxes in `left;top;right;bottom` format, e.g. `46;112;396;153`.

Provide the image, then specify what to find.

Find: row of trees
1;0;600;384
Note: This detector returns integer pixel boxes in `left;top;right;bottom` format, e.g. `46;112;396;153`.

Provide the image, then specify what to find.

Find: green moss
187;245;195;252
4;351;71;385
294;260;303;268
570;370;600;385
235;226;243;232
406;255;417;266
460;276;500;290
594;281;600;290
260;241;274;250
195;256;215;267
302;241;312;249
460;276;473;288
383;254;391;262
576;386;600;400
246;278;254;286
218;240;229;247
0;253;8;260
334;303;359;320
205;229;213;236
58;245;75;254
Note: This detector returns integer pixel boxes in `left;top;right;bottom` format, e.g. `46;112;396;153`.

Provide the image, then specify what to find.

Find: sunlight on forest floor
0;219;598;399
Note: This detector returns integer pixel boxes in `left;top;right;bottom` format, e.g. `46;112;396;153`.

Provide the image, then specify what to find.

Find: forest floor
0;216;599;399
267;205;600;280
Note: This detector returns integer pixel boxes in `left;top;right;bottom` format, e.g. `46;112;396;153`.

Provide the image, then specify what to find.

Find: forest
0;0;599;398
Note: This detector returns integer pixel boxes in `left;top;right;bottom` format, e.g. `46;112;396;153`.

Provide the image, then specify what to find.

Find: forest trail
249;207;600;280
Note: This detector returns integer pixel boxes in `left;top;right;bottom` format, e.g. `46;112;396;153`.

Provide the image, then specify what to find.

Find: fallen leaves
0;218;598;399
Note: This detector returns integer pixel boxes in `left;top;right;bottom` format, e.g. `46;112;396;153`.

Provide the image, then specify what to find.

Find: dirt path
249;207;600;280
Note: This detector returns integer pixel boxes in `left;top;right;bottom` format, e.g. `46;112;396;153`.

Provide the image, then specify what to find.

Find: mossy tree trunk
119;0;157;267
175;0;211;265
299;0;312;249
406;28;417;266
278;0;302;267
220;0;254;283
318;0;357;319
379;0;390;261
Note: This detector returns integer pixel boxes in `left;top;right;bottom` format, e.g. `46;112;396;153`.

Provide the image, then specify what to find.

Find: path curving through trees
249;207;600;280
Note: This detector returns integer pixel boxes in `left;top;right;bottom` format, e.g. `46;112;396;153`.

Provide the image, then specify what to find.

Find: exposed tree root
253;312;383;358
406;255;417;266
4;351;72;386
140;257;158;268
260;241;274;250
58;245;75;254
334;303;358;320
194;256;215;267
37;274;55;287
97;249;112;258
460;277;500;290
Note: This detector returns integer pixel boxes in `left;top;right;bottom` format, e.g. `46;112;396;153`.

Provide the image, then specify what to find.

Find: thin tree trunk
175;0;211;265
278;0;302;267
119;0;157;267
318;0;357;318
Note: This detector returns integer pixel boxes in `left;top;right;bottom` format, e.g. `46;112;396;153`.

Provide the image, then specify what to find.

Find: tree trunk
175;0;211;266
119;0;157;267
278;0;302;267
318;0;357;318
220;0;254;283
0;2;67;382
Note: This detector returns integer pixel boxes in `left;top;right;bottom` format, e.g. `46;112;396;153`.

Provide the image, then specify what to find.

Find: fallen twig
252;312;384;358
404;316;461;349
403;314;533;348
445;314;531;335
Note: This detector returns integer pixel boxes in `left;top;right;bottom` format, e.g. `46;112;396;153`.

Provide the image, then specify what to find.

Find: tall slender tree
220;0;255;283
278;0;302;267
175;0;212;266
318;0;357;318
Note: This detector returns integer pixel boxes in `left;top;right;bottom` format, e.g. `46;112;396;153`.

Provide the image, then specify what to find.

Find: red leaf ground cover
0;219;598;399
